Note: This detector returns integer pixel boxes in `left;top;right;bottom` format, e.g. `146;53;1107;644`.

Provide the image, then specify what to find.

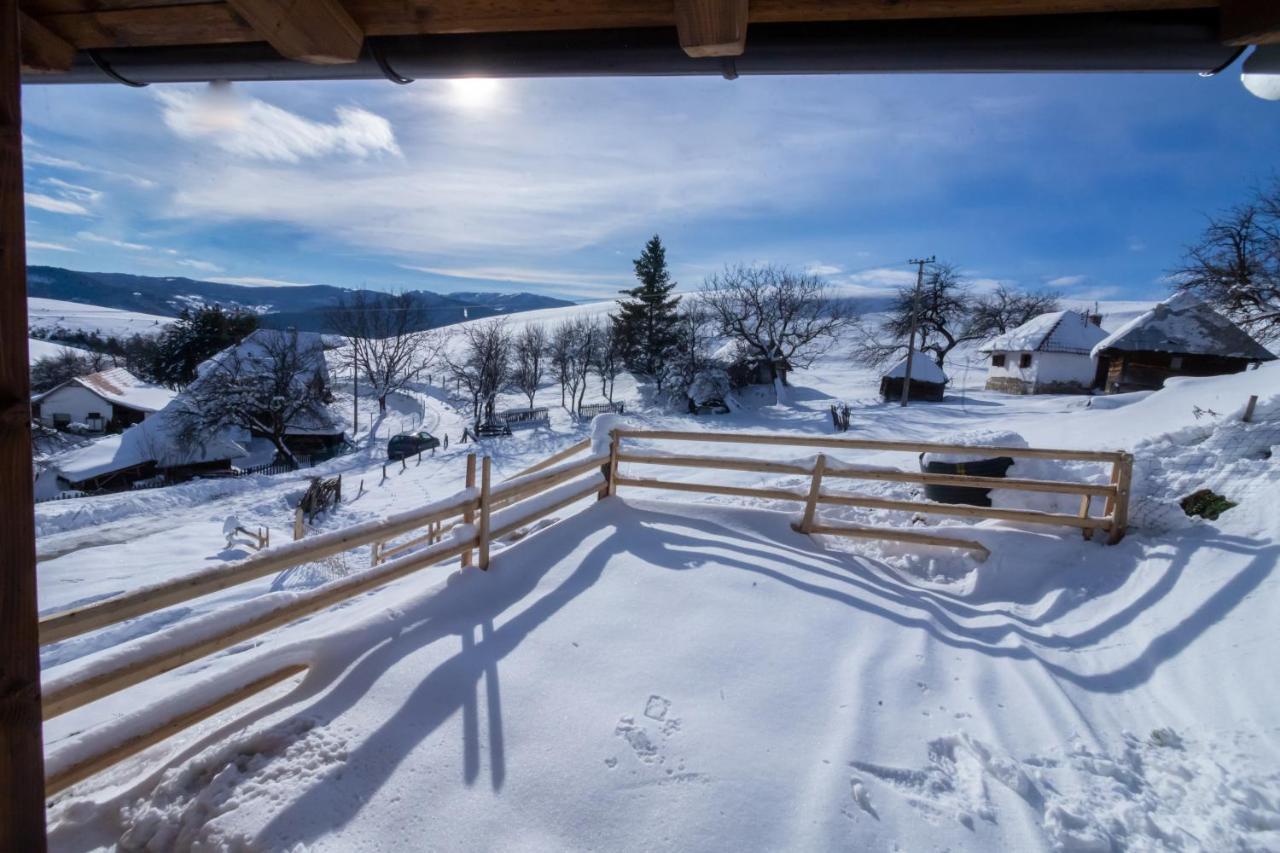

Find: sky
19;65;1280;304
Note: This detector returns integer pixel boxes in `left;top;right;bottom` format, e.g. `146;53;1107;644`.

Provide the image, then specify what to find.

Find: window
991;353;1006;368
1019;353;1033;369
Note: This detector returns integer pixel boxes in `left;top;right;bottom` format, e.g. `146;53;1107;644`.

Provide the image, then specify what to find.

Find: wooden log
478;456;492;570
19;10;73;73
1079;494;1094;541
293;506;303;541
489;475;605;541
506;437;590;481
43;534;476;719
613;476;803;504
39;489;479;646
1107;453;1134;545
462;453;476;568
615;429;1127;462
45;664;308;797
816;491;1111;530
674;0;749;57
799;453;826;532
226;0;363;63
803;522;990;561
489;453;607;509
604;429;620;499
618;451;1116;497
0;0;48;843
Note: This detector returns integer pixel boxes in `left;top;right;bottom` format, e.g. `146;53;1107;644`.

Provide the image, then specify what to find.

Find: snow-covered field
36;300;1280;852
29;297;172;339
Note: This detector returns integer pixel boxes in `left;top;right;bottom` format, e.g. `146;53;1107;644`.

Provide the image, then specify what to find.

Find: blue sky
19;68;1280;303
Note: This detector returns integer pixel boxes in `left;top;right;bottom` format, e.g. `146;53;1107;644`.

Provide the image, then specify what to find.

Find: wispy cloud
208;276;314;288
1047;274;1086;288
176;258;224;273
805;262;843;276
25;149;156;188
26;192;90;216
77;231;159;252
402;263;632;298
155;89;400;163
27;240;77;252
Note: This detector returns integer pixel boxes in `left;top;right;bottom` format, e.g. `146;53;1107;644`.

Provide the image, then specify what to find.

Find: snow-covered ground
28;336;89;365
29;297;172;339
36;299;1280;852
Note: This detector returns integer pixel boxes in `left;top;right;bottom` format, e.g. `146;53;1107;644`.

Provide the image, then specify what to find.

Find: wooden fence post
0;3;49;845
478;455;492;570
603;430;620;499
462;453;476;568
797;453;827;533
1107;452;1133;545
1243;394;1258;423
293;506;304;541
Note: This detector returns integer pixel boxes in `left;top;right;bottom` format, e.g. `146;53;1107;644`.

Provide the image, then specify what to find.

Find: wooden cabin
880;349;947;403
1091;293;1276;394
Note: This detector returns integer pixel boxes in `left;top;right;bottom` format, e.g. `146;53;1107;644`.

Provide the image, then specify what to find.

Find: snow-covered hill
35;295;1280;853
29;297;172;339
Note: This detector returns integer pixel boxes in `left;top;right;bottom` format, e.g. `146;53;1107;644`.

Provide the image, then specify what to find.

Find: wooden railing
39;427;1133;796
40;444;608;795
611;429;1133;560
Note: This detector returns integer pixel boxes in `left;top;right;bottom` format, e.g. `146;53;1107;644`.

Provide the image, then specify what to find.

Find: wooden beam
1220;0;1280;44
19;11;74;73
0;0;48;846
225;0;364;63
674;0;748;57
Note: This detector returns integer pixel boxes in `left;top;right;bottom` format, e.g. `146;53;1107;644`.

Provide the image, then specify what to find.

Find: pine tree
613;234;681;388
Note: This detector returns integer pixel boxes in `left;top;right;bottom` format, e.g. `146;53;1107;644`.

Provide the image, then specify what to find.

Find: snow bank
590;413;629;455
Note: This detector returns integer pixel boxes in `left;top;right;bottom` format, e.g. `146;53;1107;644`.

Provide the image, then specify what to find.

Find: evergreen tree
613;234;681;388
154;305;259;388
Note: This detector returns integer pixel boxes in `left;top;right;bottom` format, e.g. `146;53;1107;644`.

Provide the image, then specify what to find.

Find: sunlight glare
446;78;503;110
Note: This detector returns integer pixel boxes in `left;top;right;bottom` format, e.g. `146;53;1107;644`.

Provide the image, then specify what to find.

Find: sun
445;77;503;110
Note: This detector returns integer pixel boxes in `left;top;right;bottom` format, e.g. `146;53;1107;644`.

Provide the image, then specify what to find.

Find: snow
28;337;87;365
1092;292;1277;361
28;298;172;338
41;368;177;414
980;310;1108;355
33;298;1280;853
883;348;947;383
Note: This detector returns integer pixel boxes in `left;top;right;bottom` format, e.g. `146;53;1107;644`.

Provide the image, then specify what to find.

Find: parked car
388;431;440;460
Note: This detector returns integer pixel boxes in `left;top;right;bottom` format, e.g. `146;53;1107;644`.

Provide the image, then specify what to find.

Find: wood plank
804;522;990;561
799;452;825;532
616;429;1127;463
506;437;590;481
39;488;478;645
1107;453;1133;544
45;664;307;796
39;2;257;50
478;455;491;570
614;476;804;503
226;0;363;63
674;0;749;57
1220;0;1280;44
461;453;475;568
817;491;1112;530
489;475;605;540
20;10;75;72
0;0;48;844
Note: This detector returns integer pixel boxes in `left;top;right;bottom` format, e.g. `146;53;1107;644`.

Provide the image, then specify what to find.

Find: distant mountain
25;266;575;334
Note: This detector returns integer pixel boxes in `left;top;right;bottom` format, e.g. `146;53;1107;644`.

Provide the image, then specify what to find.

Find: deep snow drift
34;305;1280;853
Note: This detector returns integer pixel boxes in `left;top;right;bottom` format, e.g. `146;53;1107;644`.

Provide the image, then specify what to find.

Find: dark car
388;431;441;460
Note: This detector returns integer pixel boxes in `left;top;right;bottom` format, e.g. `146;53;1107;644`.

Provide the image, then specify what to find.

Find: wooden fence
37;427;1132;796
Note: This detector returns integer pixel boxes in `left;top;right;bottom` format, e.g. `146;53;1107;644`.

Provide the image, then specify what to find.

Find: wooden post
0;0;49;845
1107;453;1133;545
603;430;620;499
370;541;381;566
478;455;491;570
293;506;304;541
1079;494;1094;541
462;453;476;567
796;453;827;533
1243;394;1258;423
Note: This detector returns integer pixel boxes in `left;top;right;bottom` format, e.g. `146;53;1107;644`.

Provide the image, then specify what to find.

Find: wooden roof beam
1220;0;1280;44
675;0;749;57
226;0;363;64
19;10;73;73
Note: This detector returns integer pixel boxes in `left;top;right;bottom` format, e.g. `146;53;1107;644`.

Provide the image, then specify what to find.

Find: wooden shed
880;349;947;403
1091;293;1277;393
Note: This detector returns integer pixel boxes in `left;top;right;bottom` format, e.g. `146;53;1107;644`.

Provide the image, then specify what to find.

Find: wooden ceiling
16;0;1280;77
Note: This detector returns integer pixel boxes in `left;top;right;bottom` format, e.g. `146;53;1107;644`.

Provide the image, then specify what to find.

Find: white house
32;367;176;432
980;310;1108;395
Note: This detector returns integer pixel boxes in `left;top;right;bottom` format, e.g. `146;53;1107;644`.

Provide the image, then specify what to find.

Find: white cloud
176;258;224;273
833;267;917;295
1047;274;1087;287
78;231;154;252
25;150;156;188
805;262;843;276
43;177;101;203
402;264;631;299
1128;237;1147;252
155;89;400;163
26;192;89;215
208;276;314;288
27;240;77;252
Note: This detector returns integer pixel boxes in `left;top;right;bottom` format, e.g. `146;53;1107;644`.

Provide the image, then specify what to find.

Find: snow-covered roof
979;310;1108;356
884;349;947;384
194;328;330;387
75;368;174;413
1091;292;1277;361
53;409;246;482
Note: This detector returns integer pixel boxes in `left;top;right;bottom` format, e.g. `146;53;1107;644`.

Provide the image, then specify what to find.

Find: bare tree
968;284;1062;338
547;320;576;410
663;301;717;395
174;329;331;467
1174;185;1280;343
30;349;94;393
594;320;625;404
701;264;853;382
511;323;548;409
853;262;981;369
442;319;513;430
327;291;444;413
570;318;601;413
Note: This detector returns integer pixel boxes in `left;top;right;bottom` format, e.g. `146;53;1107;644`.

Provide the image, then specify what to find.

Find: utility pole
900;256;935;407
352;349;359;437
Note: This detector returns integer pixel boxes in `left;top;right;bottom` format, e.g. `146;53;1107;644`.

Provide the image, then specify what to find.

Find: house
31;367;175;433
980;310;1109;395
1091;293;1276;393
880;349;947;402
